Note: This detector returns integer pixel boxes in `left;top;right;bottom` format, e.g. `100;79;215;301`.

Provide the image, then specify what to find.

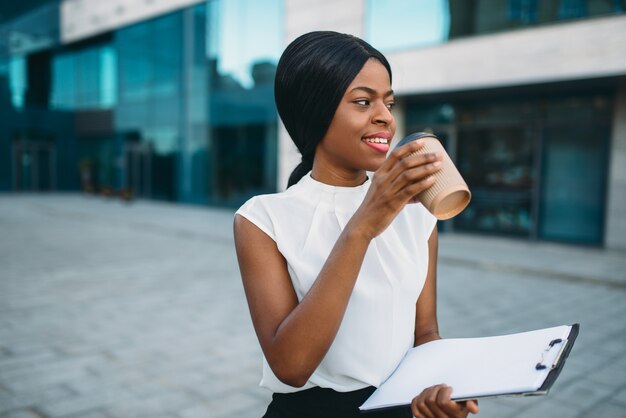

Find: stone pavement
0;194;625;418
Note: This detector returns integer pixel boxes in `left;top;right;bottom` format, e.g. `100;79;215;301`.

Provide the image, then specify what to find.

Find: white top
235;173;437;393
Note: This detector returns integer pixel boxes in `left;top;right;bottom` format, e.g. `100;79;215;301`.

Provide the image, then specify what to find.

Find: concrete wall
388;15;626;95
606;84;626;250
61;0;205;43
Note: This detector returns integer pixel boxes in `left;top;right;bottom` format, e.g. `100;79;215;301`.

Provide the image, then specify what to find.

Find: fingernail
433;161;442;167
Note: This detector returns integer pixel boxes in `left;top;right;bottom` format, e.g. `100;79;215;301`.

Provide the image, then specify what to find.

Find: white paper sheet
360;325;572;411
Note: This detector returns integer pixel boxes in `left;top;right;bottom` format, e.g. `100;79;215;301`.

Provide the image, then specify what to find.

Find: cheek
327;114;361;143
389;116;397;135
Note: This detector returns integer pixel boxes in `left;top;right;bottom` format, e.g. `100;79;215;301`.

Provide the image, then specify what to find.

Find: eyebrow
349;86;394;97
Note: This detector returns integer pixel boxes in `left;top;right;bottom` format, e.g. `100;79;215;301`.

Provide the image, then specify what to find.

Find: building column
605;82;626;250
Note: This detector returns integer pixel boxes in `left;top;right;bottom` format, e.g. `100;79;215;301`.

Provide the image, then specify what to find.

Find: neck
310;160;368;187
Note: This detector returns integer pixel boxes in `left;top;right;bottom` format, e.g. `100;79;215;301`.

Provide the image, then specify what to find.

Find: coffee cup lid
394;132;439;150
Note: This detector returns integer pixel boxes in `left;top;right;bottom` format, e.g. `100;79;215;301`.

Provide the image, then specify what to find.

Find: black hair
274;31;392;188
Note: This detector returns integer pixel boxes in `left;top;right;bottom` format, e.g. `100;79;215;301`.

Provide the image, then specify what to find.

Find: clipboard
360;324;579;412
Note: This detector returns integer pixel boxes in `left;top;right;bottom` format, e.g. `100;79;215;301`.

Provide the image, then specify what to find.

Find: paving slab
0;194;625;418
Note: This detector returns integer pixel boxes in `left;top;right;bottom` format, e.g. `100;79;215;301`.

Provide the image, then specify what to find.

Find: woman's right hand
349;138;442;240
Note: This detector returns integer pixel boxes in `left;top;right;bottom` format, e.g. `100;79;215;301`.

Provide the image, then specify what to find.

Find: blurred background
1;1;626;418
1;0;625;248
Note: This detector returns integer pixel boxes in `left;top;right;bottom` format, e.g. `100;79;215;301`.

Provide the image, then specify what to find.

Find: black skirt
262;386;412;418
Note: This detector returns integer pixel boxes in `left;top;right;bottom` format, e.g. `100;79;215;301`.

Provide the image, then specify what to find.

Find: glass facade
204;0;282;206
406;94;611;245
0;0;620;246
0;0;282;207
51;44;117;110
366;0;625;51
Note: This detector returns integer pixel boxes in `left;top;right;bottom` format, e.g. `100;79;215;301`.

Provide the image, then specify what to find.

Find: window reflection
8;57;27;109
366;0;450;51
114;11;184;201
456;125;536;237
51;45;116;110
406;95;611;244
366;0;625;50
207;0;282;89
205;0;280;206
2;0;281;206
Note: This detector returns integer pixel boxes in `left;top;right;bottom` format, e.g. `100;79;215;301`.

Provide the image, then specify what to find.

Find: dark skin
234;59;478;417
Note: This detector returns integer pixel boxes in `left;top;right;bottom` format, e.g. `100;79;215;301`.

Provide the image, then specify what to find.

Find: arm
234;139;442;387
234;214;371;387
410;229;480;417
414;227;441;347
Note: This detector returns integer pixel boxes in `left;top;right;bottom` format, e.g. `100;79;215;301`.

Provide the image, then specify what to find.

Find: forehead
346;59;392;92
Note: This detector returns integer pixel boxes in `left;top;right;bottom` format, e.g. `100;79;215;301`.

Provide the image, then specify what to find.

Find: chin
364;157;386;172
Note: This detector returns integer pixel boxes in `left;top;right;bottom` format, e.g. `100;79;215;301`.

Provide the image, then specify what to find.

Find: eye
386;101;396;111
354;99;370;106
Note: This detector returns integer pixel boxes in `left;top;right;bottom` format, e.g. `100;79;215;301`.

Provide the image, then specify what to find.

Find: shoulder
237;187;303;218
235;187;308;241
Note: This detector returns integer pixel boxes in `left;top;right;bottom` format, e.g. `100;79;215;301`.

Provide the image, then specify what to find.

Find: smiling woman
313;59;397;181
233;31;479;418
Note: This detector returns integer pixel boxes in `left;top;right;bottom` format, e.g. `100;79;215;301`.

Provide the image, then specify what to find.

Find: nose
372;100;394;125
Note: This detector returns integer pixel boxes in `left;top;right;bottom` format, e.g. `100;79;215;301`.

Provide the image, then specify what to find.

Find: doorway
12;140;56;192
123;142;153;199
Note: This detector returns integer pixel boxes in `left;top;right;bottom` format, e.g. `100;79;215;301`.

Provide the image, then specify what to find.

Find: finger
411;386;440;418
392;159;442;190
411;396;428;418
374;142;440;191
424;385;451;418
387;138;427;164
424;386;445;418
465;399;480;415
435;386;463;416
389;150;442;181
394;173;437;204
385;154;442;197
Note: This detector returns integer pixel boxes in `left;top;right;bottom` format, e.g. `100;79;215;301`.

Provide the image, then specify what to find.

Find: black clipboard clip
535;338;566;370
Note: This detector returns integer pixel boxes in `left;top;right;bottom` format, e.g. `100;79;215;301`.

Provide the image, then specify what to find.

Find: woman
234;31;479;418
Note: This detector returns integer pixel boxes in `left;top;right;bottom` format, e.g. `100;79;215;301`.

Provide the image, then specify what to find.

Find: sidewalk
0;194;625;418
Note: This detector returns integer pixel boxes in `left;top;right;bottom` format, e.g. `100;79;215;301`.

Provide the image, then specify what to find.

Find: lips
362;133;391;153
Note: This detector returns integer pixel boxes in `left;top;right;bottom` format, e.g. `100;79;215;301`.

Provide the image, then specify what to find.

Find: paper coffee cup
394;132;471;220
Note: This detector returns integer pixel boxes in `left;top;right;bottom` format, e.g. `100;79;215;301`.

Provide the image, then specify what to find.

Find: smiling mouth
362;137;389;144
362;137;390;153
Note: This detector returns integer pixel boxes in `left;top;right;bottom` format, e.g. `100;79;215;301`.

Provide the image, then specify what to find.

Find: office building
1;0;625;249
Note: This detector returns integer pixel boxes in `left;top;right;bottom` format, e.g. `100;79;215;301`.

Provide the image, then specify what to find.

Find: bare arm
410;229;480;417
414;227;441;347
235;139;442;387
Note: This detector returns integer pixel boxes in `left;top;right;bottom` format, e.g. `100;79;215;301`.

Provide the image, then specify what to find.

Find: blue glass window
8;56;27;109
366;0;450;51
205;0;281;205
406;94;611;245
51;45;117;110
208;0;282;89
365;0;625;51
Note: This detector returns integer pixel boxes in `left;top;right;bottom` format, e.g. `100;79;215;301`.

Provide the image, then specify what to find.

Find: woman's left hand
411;384;479;418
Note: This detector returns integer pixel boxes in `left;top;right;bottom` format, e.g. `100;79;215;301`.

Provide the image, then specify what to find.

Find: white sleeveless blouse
236;173;437;393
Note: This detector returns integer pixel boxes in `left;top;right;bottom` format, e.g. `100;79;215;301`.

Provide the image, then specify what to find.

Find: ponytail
287;158;313;188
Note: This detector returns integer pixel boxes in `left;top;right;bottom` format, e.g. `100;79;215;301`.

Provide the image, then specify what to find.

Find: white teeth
363;137;389;144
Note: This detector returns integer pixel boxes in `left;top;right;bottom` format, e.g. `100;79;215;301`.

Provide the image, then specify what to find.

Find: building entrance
405;93;611;245
12;140;56;192
123;142;152;199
